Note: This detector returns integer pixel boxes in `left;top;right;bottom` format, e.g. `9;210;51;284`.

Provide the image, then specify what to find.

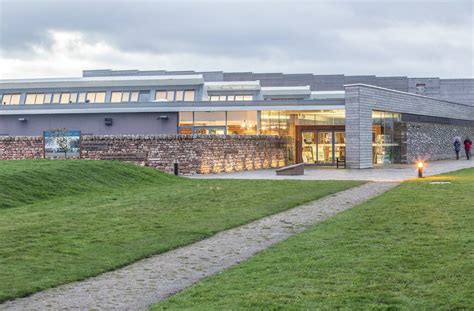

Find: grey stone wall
403;122;474;163
0;135;287;174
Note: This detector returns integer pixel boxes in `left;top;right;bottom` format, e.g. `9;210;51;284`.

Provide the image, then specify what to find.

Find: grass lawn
0;160;362;303
154;168;474;310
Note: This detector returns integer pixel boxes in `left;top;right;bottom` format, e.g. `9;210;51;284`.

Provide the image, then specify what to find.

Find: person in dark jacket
453;137;461;160
464;137;472;160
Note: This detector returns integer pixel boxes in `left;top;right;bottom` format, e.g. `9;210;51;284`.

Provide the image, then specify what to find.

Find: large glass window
227;111;257;135
179;112;193;126
194;111;226;126
372;111;401;164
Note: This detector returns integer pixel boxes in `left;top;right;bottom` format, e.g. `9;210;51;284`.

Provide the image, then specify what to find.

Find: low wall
0;135;287;174
403;122;474;163
0;136;44;160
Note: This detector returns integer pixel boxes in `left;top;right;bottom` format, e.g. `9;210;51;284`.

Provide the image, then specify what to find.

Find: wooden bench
276;163;305;176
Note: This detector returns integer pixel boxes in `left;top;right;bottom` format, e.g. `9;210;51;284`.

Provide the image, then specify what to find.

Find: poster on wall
44;129;81;159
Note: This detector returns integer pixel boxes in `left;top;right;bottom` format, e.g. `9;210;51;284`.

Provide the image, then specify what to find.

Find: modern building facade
1;69;473;168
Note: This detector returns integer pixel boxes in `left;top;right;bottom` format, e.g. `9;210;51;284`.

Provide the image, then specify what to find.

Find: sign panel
44;130;81;158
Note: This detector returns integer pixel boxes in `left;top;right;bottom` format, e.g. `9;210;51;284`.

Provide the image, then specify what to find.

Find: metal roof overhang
0;99;345;115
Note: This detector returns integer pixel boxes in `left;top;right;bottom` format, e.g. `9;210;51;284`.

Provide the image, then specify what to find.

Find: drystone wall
403;122;474;163
0;136;44;160
0;135;287;174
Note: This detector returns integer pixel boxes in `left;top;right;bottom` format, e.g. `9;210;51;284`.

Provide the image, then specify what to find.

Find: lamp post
417;161;424;178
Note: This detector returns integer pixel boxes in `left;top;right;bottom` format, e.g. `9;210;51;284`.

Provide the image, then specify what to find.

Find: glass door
301;131;316;164
334;131;346;162
316;131;333;165
300;129;345;166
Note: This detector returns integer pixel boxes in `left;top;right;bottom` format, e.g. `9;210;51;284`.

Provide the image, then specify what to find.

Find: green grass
154;168;474;310
0;160;362;303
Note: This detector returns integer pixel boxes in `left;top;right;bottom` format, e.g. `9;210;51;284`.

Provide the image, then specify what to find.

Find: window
111;92;122;103
155;91;167;101
194;111;226;126
184;90;195;101
52;93;61;104
44;93;52;104
95;92;106;103
1;94;21;105
208;94;253;101
70;93;77;103
155;90;195;101
60;93;70;104
175;90;184;101
122;92;130;102
227;111;257;135
26;92;78;105
78;92;86;103
25;94;36;105
35;93;45;104
179;111;193;126
130;91;139;102
85;92;106;103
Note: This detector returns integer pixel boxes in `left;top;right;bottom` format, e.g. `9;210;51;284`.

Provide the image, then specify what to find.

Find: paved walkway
191;159;474;182
1;182;398;311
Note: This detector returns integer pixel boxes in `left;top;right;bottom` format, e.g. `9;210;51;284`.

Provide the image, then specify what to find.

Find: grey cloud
0;0;472;77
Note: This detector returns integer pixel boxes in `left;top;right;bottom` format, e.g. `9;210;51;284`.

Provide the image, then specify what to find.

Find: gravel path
1;182;398;311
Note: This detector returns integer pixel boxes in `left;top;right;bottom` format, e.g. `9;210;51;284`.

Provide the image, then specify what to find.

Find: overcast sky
0;0;473;79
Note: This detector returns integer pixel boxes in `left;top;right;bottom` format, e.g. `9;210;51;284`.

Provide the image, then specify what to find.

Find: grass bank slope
0;160;176;209
0;160;362;302
155;168;474;310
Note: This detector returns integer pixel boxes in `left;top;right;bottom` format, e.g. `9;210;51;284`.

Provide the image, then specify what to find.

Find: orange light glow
417;162;424;168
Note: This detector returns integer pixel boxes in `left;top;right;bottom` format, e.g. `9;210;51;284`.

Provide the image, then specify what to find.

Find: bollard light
417;161;424;178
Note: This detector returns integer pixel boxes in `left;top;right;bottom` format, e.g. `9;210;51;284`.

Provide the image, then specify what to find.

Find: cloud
0;0;472;78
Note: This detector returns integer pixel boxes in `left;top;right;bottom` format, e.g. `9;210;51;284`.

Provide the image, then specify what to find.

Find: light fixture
18;117;27;122
158;115;169;120
417;161;424;178
104;118;113;126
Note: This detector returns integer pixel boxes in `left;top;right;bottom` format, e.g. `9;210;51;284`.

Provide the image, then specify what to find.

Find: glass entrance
301;130;345;165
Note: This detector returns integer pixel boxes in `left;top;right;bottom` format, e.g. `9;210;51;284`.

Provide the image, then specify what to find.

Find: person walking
464;137;472;160
453;137;461;160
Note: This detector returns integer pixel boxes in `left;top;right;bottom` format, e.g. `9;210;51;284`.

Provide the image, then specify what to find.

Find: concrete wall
0;112;178;136
0;135;287;174
345;84;474;168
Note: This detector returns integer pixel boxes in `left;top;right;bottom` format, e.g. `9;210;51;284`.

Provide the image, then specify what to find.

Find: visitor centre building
1;69;473;168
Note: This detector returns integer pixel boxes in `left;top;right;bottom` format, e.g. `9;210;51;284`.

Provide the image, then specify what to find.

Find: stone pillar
345;86;373;169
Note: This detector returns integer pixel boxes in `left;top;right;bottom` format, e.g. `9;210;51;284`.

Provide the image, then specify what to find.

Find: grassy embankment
155;168;474;310
0;160;361;302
